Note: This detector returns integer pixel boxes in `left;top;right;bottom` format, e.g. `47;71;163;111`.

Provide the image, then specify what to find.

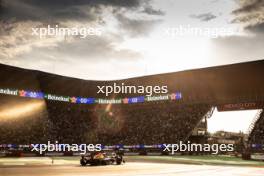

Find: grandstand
248;110;264;152
0;60;264;151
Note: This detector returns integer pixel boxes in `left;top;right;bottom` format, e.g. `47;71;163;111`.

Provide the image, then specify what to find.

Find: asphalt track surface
1;162;264;176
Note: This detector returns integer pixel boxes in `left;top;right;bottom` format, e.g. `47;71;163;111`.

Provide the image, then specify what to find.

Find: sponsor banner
8;144;15;148
144;145;155;148
146;95;169;102
45;94;70;102
101;145;116;150
251;144;264;149
170;92;182;100
0;144;176;149
115;144;124;149
135;144;145;149
101;145;159;149
77;97;95;104
156;144;165;149
217;102;264;111
0;87;182;105
70;97;95;104
24;91;44;99
127;96;145;104
0;88;18;96
96;99;122;104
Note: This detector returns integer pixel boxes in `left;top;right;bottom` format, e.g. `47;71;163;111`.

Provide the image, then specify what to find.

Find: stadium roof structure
0;60;264;106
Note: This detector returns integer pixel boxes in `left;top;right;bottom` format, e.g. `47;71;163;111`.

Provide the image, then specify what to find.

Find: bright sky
118;0;243;76
1;0;263;80
208;109;259;133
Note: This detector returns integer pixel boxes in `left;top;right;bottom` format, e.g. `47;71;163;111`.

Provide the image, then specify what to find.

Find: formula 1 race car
80;152;125;166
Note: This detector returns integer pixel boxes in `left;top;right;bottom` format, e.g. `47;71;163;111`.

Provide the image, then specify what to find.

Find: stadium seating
0;99;211;145
248;110;264;148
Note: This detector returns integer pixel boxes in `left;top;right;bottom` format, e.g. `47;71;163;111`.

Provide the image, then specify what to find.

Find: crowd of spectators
96;103;211;145
248;111;264;145
0;99;211;145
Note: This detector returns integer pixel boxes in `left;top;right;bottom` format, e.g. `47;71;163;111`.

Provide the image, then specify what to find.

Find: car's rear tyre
80;159;87;166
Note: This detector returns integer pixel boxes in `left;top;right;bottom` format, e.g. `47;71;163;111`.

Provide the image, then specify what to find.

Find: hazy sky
0;0;263;132
0;0;263;80
208;109;260;133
